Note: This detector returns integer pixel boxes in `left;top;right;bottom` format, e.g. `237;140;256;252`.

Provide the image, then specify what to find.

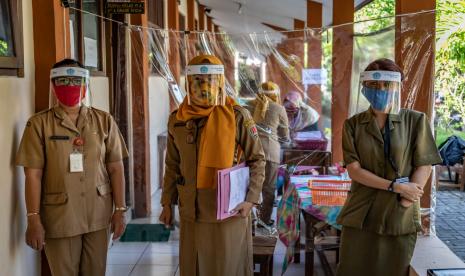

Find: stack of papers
217;163;250;220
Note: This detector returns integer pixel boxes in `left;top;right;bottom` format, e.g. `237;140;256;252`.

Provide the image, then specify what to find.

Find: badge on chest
70;136;85;172
70;151;84;172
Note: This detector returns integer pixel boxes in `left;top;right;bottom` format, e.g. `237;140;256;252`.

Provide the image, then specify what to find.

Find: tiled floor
106;191;331;275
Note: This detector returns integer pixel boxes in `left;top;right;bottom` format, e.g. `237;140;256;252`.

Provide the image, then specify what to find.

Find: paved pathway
436;189;465;261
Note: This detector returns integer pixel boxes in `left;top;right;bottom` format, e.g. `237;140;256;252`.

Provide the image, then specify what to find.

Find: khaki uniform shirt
16;106;129;238
161;106;266;223
337;108;442;236
245;101;290;163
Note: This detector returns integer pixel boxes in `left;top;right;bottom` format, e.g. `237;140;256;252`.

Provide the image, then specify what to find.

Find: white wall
179;0;187;17
89;77;110;112
148;76;170;195
195;1;199;21
0;1;40;275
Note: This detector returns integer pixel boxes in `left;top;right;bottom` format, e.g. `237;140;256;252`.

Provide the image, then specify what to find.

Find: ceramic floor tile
128;216;162;224
130;265;177;276
109;241;149;253
138;251;179;266
146;241;179;255
107;252;143;265
105;265;134;276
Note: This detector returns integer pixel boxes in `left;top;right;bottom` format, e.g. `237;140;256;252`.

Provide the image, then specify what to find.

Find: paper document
228;167;250;212
294;131;323;140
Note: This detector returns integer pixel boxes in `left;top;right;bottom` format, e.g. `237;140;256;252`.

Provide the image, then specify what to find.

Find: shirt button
186;120;194;130
186;133;194;144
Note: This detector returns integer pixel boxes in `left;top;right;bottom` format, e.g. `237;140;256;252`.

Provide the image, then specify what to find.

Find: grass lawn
436;128;465;146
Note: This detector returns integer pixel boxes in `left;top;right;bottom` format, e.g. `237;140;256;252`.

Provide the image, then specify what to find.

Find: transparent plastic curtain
127;11;437;235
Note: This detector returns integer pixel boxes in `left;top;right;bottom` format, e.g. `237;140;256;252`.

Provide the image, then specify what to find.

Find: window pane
69;7;79;60
82;0;101;71
0;0;15;57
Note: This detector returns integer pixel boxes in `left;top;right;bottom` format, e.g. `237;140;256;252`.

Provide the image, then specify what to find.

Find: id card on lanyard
70;136;84;173
70;151;84;172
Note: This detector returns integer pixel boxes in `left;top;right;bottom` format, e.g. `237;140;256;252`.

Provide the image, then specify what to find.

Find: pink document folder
217;163;247;220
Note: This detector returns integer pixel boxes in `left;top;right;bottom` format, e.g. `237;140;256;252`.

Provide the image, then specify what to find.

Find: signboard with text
106;1;145;14
302;68;328;85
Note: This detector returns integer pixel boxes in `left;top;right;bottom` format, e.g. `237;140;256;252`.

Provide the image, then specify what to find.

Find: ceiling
198;0;372;34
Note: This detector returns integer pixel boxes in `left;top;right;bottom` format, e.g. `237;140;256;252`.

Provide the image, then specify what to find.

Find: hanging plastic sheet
122;9;437;274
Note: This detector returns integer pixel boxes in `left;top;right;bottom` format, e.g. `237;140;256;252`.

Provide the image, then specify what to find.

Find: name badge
395;177;410;183
70;152;84;172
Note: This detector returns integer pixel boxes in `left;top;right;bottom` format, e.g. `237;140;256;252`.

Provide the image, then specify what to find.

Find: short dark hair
52;58;85;69
364;58;404;81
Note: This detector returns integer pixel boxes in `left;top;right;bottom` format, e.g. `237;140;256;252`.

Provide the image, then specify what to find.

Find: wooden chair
436;156;465;191
253;236;277;276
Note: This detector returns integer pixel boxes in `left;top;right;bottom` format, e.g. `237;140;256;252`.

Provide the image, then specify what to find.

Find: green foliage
435;0;465;135
0;39;8;56
354;0;395;33
436;128;465;146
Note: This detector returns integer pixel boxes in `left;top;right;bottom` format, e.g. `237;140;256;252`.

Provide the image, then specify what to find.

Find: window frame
72;0;107;77
0;0;24;77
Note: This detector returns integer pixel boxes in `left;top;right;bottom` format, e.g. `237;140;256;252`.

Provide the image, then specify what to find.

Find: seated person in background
283;91;320;135
245;81;290;226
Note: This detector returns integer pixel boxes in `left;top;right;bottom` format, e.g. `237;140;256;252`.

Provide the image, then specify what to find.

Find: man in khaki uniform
159;54;265;276
16;59;129;276
245;81;289;226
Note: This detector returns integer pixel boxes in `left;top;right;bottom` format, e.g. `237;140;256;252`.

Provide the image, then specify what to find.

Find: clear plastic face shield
49;67;90;108
359;71;402;114
186;64;226;106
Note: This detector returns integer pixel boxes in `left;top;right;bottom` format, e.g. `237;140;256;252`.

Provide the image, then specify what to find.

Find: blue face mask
361;86;391;111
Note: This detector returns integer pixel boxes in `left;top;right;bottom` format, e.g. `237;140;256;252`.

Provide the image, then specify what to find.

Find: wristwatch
387;180;396;192
115;206;129;212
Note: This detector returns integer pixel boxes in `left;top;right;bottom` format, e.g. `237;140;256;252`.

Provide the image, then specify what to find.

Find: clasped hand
395;182;423;207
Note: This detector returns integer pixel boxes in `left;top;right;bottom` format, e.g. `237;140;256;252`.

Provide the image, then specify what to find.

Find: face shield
49;67;90;108
186;64;226;106
259;82;281;103
359;71;402;114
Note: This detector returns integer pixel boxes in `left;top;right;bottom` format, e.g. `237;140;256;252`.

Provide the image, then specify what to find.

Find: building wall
179;0;187;17
148;76;170;194
89;77;110;112
0;1;40;275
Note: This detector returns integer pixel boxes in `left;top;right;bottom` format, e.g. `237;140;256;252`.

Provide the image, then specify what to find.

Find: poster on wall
84;37;98;68
302;68;327;85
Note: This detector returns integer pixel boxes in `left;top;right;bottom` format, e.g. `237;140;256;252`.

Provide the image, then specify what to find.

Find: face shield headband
186;64;225;106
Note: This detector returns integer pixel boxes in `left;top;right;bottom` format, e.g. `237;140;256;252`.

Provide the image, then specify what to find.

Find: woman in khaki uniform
336;59;442;276
159;54;265;276
245;81;290;226
16;59;129;276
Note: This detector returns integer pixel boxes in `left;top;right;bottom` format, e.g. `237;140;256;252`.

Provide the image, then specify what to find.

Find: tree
435;0;465;133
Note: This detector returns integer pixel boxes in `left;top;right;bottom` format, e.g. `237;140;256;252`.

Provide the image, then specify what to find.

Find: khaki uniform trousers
179;216;253;276
44;228;110;276
258;161;280;223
